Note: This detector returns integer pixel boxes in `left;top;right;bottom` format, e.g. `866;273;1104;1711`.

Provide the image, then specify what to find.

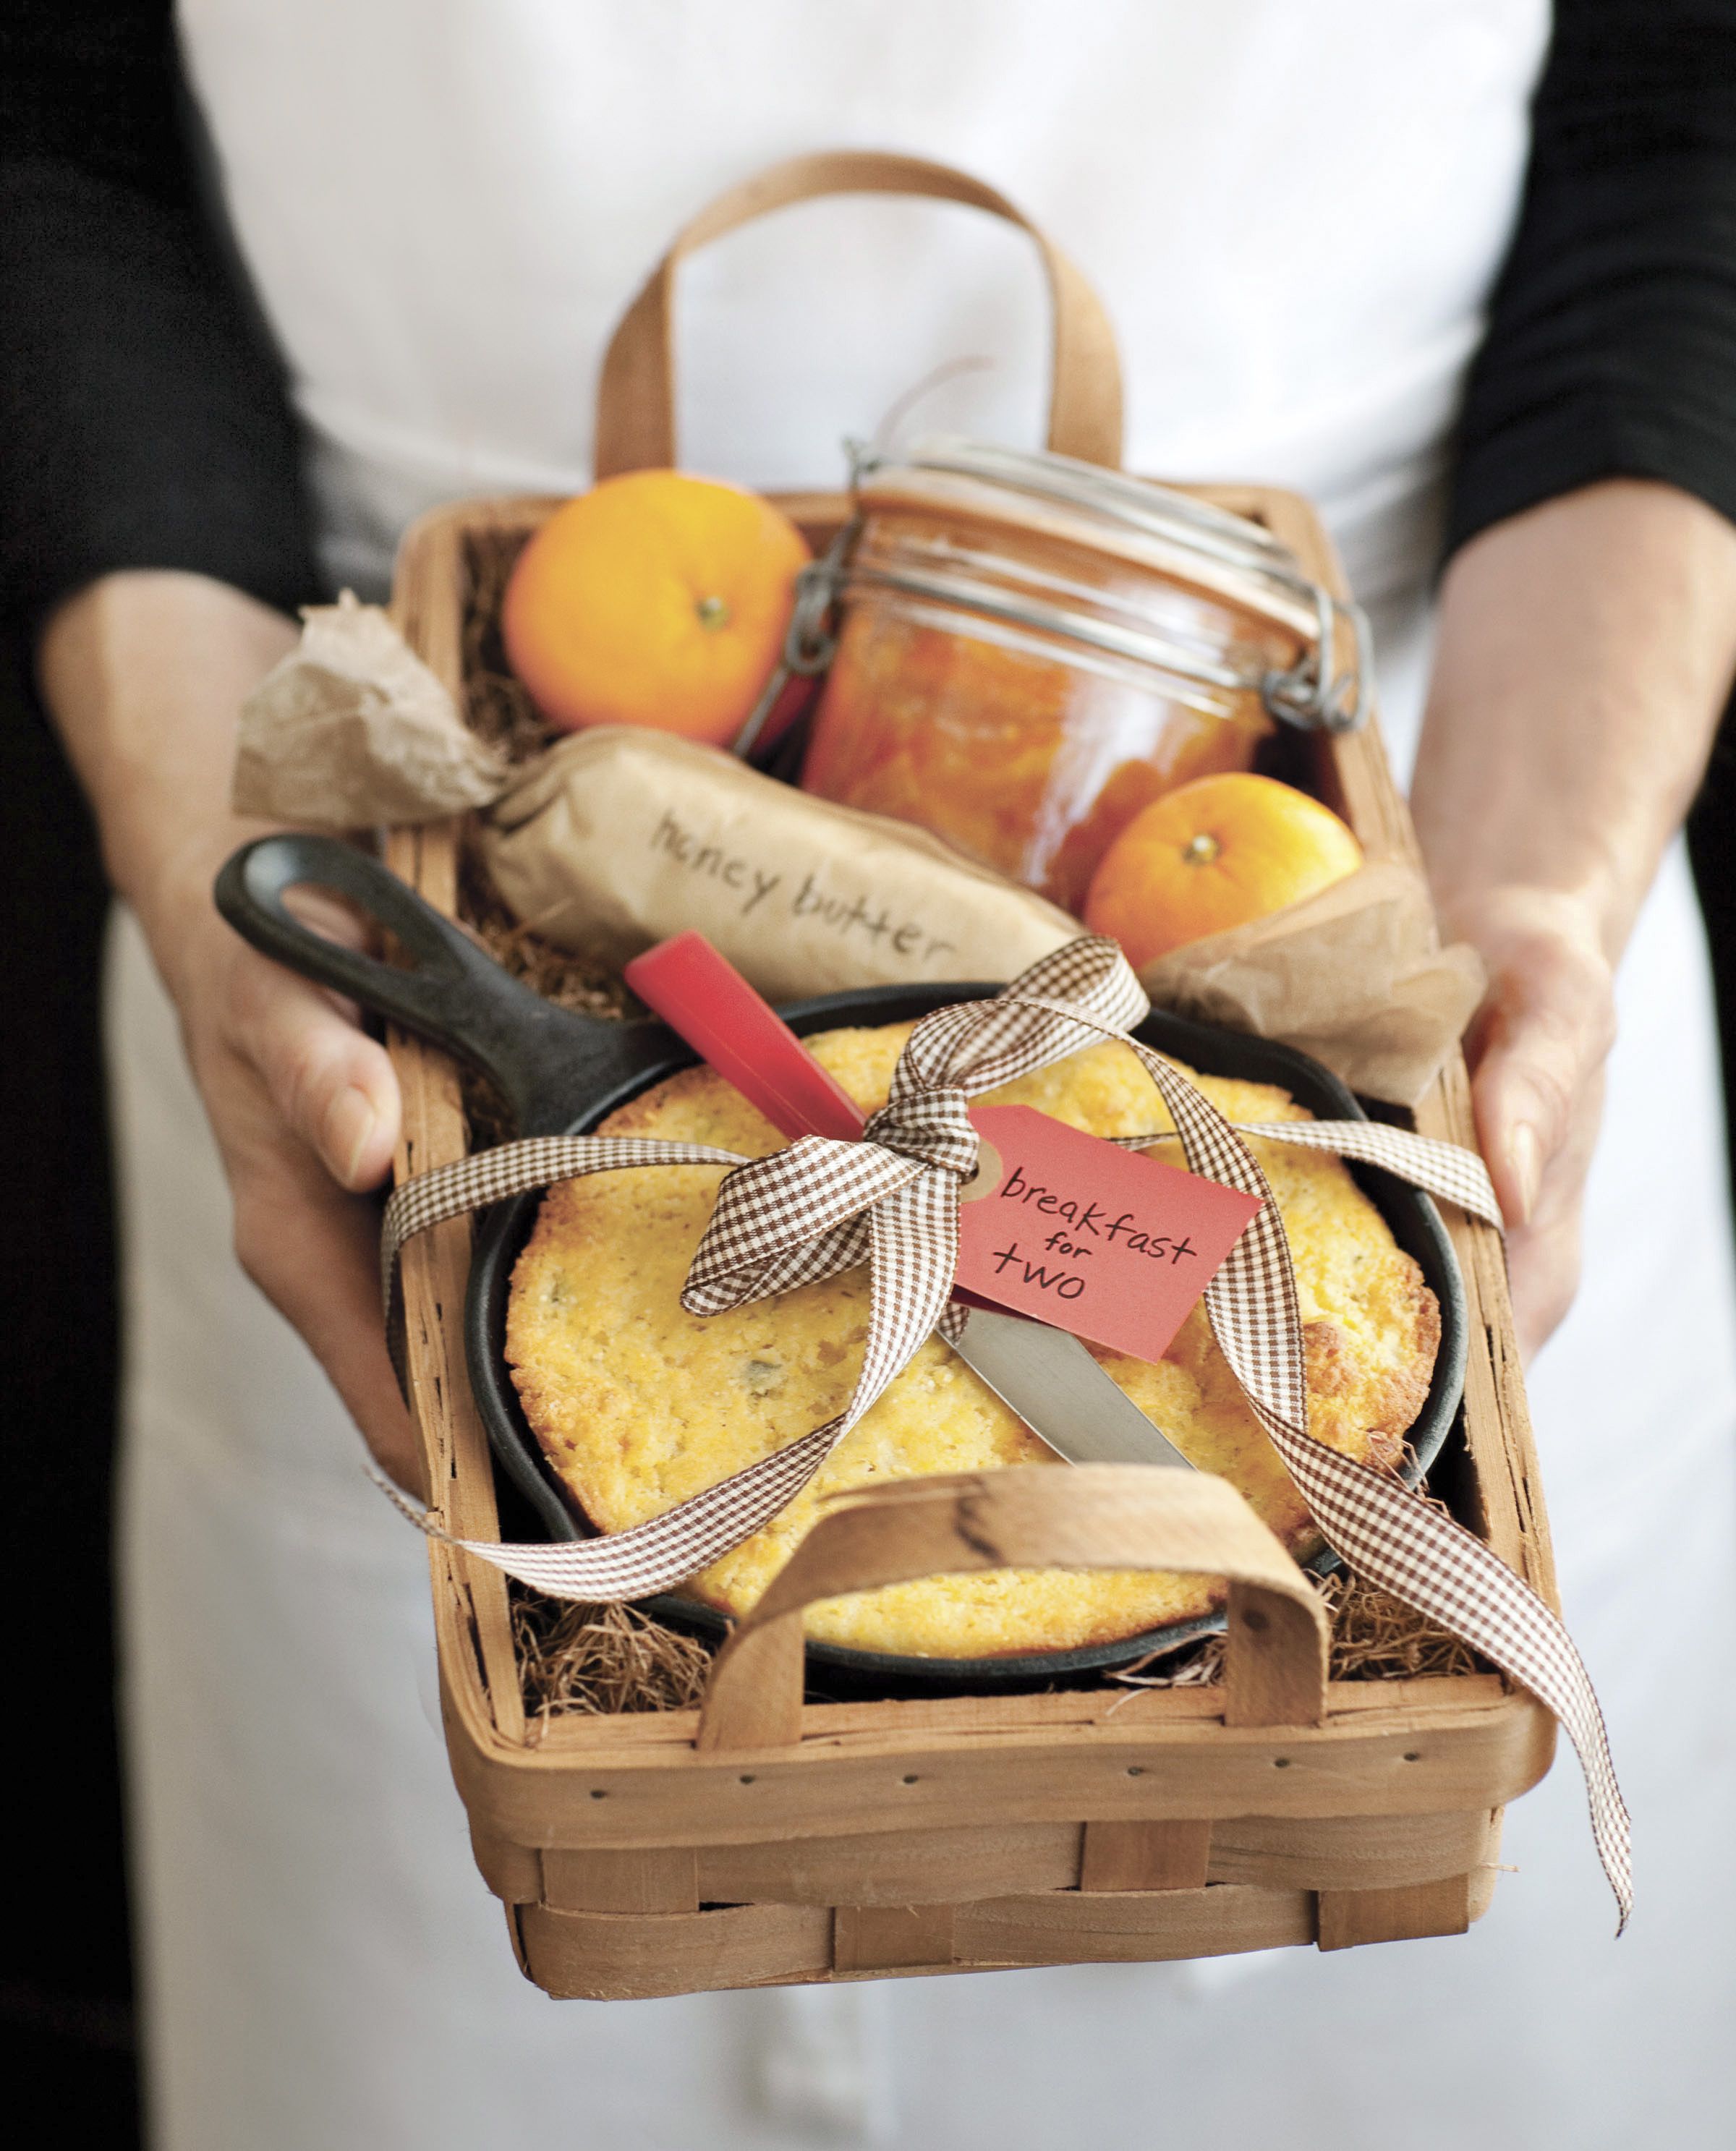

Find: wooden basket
381;155;1557;2000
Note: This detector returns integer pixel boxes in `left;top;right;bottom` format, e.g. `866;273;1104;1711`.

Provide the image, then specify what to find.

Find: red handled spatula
623;932;1195;1471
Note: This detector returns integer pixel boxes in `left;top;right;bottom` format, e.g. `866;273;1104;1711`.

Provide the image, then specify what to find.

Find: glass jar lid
846;435;1369;735
734;437;1371;757
842;521;1278;702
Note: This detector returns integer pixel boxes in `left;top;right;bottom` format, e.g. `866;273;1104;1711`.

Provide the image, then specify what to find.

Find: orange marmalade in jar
797;440;1366;913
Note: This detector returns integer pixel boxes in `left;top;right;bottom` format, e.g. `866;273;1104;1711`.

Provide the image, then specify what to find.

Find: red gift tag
954;1104;1263;1366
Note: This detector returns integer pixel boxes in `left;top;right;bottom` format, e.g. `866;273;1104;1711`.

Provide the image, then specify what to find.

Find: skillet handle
214;834;631;1135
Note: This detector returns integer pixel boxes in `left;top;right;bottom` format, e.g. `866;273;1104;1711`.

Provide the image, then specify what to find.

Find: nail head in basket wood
383;466;1554;1999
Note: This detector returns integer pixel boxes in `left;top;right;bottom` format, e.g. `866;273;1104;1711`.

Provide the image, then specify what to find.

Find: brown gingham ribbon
381;937;1630;1927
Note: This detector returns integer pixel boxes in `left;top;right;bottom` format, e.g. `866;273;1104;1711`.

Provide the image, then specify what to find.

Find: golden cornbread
506;1024;1439;1658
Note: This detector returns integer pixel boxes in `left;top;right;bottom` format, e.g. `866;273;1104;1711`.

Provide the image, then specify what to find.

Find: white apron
114;5;1735;2144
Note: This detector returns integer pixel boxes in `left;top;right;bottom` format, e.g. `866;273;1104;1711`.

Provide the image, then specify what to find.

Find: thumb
1465;935;1614;1230
232;952;403;1190
1473;1002;1582;1229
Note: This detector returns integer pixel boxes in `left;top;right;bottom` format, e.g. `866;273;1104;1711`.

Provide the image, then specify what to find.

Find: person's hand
145;836;424;1494
38;571;422;1494
1412;480;1736;1359
1443;885;1617;1358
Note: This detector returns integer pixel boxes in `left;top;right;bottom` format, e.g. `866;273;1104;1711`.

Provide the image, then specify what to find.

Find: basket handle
593;149;1124;478
695;1465;1329;1751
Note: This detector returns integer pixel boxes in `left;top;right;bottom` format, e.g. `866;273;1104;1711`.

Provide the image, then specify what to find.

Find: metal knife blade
947;1305;1196;1470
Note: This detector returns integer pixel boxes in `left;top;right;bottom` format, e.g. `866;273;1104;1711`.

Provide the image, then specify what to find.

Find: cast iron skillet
216;834;1468;1690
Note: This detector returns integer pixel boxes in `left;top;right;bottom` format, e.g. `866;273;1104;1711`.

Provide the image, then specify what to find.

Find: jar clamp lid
732;438;1371;756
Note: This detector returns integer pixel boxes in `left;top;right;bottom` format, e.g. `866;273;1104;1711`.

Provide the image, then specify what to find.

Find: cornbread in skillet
506;1023;1439;1657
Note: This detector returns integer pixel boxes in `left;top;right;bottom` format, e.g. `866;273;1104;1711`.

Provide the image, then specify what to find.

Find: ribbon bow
682;940;1148;1398
380;936;1630;1926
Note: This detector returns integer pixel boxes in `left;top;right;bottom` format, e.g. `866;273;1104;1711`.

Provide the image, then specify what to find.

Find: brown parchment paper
233;592;509;825
1139;861;1486;1107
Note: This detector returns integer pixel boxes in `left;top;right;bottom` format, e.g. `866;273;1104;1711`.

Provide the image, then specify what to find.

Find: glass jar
797;438;1366;914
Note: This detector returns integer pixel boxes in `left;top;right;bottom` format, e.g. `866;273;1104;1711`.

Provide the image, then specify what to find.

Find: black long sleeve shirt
0;1;319;634
5;1;1736;639
1447;0;1736;554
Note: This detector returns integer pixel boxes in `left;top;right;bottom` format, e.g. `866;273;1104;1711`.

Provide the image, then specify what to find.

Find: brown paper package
233;592;509;824
1137;862;1486;1108
477;728;1082;998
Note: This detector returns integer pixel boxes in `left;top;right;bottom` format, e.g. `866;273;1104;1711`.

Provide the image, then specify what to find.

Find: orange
501;470;812;742
1082;771;1362;967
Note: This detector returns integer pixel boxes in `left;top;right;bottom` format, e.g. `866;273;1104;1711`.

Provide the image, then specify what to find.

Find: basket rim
389;479;1553;1843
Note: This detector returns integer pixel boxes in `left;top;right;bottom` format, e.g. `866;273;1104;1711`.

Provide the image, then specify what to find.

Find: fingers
1455;890;1615;1357
225;940;402;1191
1459;895;1614;1232
229;1128;425;1499
1473;979;1604;1230
1498;1065;1604;1358
179;900;420;1488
